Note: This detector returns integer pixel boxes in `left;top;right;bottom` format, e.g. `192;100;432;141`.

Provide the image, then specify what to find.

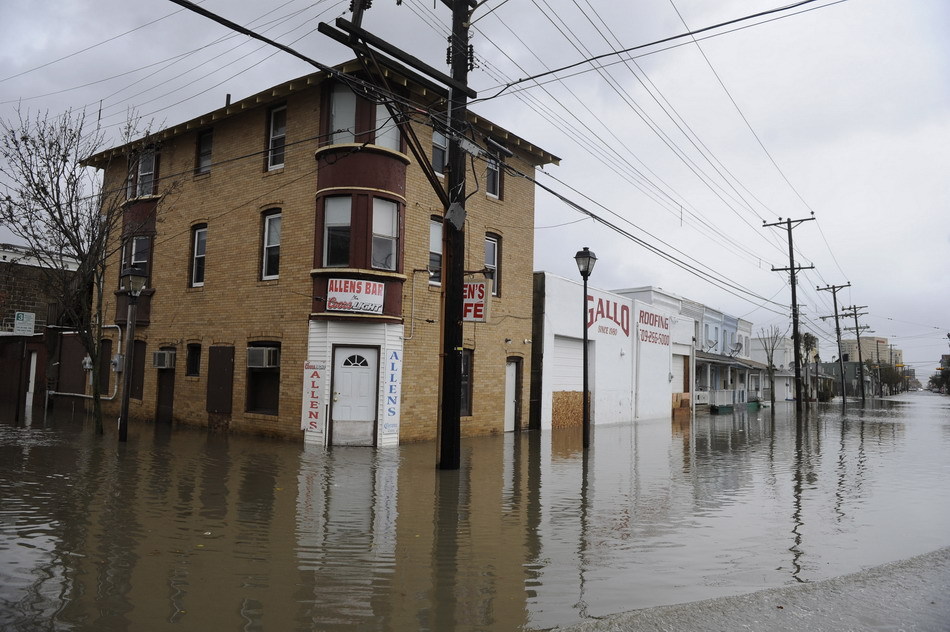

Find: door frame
328;344;380;447
504;357;522;432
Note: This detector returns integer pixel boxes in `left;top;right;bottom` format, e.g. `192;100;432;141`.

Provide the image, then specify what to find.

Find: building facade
89;64;556;444
530;274;693;431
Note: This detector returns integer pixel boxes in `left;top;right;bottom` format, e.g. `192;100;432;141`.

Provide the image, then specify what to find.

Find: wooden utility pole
842;305;869;402
817;282;850;401
435;0;473;470
764;215;815;413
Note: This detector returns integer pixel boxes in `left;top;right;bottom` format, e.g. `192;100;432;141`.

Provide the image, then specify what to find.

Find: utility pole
436;0;472;470
842;306;869;402
764;215;815;413
817;282;850;401
321;0;477;470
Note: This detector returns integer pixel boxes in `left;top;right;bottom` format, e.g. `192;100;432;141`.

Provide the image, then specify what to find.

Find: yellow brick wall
98;79;538;442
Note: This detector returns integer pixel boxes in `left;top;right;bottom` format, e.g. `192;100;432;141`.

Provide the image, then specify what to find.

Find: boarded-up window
131;340;146;400
98;339;112;395
207;345;234;413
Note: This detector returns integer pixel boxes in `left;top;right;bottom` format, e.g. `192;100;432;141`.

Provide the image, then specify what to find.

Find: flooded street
2;393;949;631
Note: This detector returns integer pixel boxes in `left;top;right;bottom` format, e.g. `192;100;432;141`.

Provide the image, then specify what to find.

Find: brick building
88;63;556;444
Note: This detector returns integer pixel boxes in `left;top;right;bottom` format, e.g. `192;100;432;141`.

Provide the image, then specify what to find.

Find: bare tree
757;325;784;406
799;332;817;401
0;108;144;433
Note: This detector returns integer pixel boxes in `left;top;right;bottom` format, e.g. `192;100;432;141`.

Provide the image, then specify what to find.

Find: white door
504;361;517;432
331;347;379;446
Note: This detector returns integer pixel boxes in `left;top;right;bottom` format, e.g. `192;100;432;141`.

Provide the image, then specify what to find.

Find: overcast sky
1;0;948;377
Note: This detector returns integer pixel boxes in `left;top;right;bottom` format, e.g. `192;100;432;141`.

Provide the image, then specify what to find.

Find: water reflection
1;394;949;631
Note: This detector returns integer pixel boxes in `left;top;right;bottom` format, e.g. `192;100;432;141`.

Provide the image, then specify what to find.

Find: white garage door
551;335;583;391
671;354;686;393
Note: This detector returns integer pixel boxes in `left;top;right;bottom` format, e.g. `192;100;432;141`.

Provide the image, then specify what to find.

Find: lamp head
574;247;597;279
121;266;148;296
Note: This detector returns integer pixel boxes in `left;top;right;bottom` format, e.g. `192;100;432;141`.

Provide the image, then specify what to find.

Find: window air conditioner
152;350;176;369
247;346;280;368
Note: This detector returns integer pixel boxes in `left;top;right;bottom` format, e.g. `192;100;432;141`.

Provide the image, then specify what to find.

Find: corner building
90;63;557;445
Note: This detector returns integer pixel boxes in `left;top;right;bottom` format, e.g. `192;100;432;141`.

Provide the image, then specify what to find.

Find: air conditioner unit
152;349;176;369
247;346;280;368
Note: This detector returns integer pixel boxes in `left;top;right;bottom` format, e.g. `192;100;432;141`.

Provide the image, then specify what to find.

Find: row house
86;62;557;445
530;274;693;431
617;287;762;410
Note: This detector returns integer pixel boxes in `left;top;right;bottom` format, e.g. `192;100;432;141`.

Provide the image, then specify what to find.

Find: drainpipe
47;324;122;401
401;269;433;341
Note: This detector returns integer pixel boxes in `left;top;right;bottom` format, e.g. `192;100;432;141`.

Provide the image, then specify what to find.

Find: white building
530;273;692;431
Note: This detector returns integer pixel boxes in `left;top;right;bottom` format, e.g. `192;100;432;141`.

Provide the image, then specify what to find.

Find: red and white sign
637;308;671;346
301;361;325;431
587;294;630;337
463;281;490;322
326;278;385;314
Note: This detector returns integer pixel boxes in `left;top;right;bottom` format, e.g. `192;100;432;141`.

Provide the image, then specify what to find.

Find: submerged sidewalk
554;547;950;632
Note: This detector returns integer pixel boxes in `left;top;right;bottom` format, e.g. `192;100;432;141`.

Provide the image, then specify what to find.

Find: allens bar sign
327;278;385;314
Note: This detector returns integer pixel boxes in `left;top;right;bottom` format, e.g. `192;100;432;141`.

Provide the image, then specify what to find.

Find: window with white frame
267;106;286;170
330;84;356;144
484;233;500;296
323;197;351;267
486;158;501;198
429;217;442;284
196;129;213;174
372;198;398;271
262;211;281;279
375;103;400;151
191;225;207;287
127;149;157;198
432;130;447;175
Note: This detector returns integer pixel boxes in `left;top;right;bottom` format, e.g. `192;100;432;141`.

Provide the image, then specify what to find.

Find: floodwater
2;394;949;631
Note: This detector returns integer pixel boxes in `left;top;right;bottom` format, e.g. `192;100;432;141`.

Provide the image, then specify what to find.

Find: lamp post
574;247;597;449
119;266;148;442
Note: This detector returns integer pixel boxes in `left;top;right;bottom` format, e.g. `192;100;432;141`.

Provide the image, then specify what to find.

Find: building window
432;130;447;175
429;217;442;284
484;233;500;296
460;348;473;417
195;129;213;174
262;211;281;280
486;158;501;198
119;235;151;289
186;343;201;377
372;198;398;271
330;83;356;145
267;106;286;170
375;103;400;151
323;197;351;267
191;225;207;287
127;148;158;198
246;342;280;415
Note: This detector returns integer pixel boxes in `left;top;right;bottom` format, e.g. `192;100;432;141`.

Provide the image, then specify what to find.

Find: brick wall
96;74;542;442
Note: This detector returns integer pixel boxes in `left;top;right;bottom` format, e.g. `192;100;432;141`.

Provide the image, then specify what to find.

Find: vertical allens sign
301;361;325;431
383;350;401;436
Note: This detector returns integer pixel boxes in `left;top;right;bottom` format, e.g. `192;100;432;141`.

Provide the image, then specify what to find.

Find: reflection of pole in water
574;448;591;619
433;468;461;630
789;417;807;583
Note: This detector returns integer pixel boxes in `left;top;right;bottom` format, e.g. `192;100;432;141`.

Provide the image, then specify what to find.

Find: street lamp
574;247;597;449
118;266;147;442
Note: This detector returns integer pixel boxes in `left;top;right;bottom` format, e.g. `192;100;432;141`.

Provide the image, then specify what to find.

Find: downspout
47;324;122;401
401;269;432;341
